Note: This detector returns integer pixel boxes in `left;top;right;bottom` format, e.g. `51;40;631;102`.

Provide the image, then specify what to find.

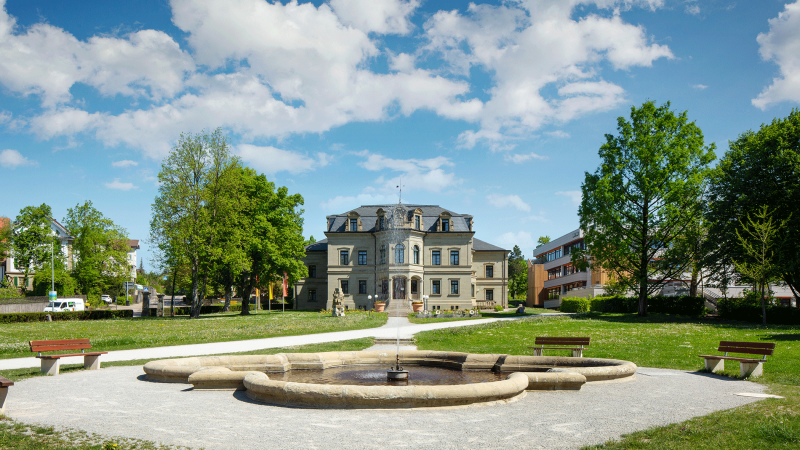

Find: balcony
543;271;590;289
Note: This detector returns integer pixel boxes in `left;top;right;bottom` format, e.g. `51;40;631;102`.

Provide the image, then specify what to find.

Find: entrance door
393;277;406;299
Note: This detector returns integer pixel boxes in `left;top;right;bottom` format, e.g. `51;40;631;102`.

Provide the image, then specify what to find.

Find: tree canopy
11;204;56;293
575;101;715;315
507;245;527;299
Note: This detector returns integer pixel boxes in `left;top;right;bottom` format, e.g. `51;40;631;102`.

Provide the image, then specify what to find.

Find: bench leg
84;354;102;370
704;358;724;373
572;349;583;358
740;361;763;378
533;348;543;357
41;359;60;376
0;386;8;413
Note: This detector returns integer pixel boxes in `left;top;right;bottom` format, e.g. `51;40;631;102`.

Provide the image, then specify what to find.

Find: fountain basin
143;350;636;408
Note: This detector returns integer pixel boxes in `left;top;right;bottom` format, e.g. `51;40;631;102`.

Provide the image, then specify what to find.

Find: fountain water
378;200;410;381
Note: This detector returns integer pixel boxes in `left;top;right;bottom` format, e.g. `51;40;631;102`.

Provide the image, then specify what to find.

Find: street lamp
422;294;429;312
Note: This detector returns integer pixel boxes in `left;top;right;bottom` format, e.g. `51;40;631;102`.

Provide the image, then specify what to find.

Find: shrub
494;305;504;311
590;296;637;313
588;295;704;316
560;297;590;313
717;296;800;325
0;309;133;324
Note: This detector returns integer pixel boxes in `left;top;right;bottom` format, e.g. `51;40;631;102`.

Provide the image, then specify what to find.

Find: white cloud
556;190;582;205
504;152;548;163
104;178;138;191
685;5;700;15
330;0;420;35
237;144;330;175
494;230;535;253
0;149;37;168
359;152;460;193
545;130;570;138
752;1;800;109
426;1;672;148
692;84;708;90
0;2;194;107
112;160;138;168
486;193;531;212
389;52;416;73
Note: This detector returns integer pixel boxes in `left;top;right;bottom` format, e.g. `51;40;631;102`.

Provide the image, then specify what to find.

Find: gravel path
5;365;765;449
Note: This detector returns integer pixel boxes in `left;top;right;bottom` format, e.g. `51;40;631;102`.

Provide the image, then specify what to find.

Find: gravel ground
5;365;765;449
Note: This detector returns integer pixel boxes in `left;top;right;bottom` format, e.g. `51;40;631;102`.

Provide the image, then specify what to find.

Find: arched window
395;243;405;264
380;245;386;264
413;245;419;264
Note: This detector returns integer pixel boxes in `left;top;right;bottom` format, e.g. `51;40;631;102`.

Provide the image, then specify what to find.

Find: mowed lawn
0;311;387;360
416;313;800;449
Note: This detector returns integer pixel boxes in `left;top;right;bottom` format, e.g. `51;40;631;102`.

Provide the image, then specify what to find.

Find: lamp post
48;239;56;305
422;294;428;312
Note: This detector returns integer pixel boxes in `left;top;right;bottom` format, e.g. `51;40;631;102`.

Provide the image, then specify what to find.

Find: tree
575;101;716;316
236;169;307;315
734;206;789;326
536;236;551;247
0;218;11;288
63;201;130;303
507;245;527;299
11;204;56;293
706;109;800;303
150;129;239;318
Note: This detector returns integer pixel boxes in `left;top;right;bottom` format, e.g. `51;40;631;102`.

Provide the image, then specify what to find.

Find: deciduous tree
11;204;55;293
575;101;715;316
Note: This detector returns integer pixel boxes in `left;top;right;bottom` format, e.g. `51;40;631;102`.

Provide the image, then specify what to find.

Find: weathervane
396;177;404;205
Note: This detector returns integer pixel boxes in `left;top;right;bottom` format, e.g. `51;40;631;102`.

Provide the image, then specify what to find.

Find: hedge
560;297;590;313
588;295;705;316
148;304;244;316
0;309;133;324
718;297;800;325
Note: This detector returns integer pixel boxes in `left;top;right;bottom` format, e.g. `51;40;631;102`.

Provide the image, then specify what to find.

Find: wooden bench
29;339;108;376
529;337;590;357
0;375;13;413
699;341;775;378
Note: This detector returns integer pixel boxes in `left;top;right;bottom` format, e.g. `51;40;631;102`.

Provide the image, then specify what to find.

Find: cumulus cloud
494;230;535;253
0;149;37;168
752;1;800;109
486;193;531;212
112;160;138;168
545;130;570;138
692;84;708;90
237;144;330;175
359;152;460;193
685;4;700;15
556;190;582;205
330;0;420;35
104;178;138;191
504;152;548;163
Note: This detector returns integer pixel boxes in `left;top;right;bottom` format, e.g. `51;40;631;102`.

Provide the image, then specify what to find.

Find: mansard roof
326;205;473;233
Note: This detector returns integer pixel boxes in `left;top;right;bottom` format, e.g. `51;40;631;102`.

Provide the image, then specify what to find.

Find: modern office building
527;227;609;308
295;204;509;311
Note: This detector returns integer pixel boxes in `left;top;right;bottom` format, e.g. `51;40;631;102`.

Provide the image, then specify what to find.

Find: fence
0;295;88;314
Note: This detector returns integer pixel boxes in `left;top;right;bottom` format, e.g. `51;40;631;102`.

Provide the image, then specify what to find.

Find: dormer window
441;218;449;231
379;217;385;230
350;218;357;231
415;215;420;230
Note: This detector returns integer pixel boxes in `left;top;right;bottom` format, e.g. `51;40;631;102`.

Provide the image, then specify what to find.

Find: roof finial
396;177;404;205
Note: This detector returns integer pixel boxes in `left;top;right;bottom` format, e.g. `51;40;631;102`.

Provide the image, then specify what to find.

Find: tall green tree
536;236;551;247
63;201;130;302
11;204;56;293
706;109;800;303
733;206;789;326
236;169;307;315
507;245;527;299
575;101;716;316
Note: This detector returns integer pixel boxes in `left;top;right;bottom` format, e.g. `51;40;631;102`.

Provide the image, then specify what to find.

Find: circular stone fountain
143;350;636;408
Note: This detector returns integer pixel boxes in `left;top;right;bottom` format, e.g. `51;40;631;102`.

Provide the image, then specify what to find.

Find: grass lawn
0;311;386;360
415;312;800;449
0;338;375;449
407;307;550;324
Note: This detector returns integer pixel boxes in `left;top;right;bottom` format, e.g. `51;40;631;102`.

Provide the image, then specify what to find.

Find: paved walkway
5;365;766;449
0;314;558;370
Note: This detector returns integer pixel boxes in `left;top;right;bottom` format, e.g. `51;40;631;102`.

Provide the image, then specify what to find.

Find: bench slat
38;352;107;359
31;344;92;353
30;339;91;346
0;376;13;387
718;346;773;357
719;341;775;350
699;355;764;363
535;337;590;345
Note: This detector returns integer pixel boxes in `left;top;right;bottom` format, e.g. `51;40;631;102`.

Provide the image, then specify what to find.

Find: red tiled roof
128;240;140;249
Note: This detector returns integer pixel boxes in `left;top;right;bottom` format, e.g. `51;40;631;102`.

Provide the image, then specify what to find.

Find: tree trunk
689;265;699;297
638;281;648;316
222;284;232;313
190;256;200;318
761;282;767;327
240;275;252;315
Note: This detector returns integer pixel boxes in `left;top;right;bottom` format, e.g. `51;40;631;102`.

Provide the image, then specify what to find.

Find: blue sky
1;0;799;270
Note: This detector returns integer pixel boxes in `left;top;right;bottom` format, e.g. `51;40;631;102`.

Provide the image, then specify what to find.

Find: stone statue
331;288;346;317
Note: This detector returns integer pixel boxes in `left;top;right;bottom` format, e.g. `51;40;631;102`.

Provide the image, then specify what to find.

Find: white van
44;298;85;312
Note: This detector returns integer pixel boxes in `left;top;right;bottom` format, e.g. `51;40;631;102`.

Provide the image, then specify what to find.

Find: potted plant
411;301;423;312
374;301;386;312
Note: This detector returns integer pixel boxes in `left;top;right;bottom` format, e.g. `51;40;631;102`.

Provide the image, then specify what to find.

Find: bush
717;296;800;325
588;295;704;316
590;296;637;313
508;299;526;308
560;297;590;313
149;303;244;316
494;305;504;311
0;309;133;323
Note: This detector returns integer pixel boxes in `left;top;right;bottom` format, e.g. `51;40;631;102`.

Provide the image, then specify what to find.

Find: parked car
44;298;86;312
100;295;112;304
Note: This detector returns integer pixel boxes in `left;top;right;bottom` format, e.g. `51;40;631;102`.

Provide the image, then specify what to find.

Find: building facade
1;216;75;291
527;228;608;308
295;205;509;311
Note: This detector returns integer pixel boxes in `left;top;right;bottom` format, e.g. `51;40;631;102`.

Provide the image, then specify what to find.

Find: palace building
295;205;509;311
